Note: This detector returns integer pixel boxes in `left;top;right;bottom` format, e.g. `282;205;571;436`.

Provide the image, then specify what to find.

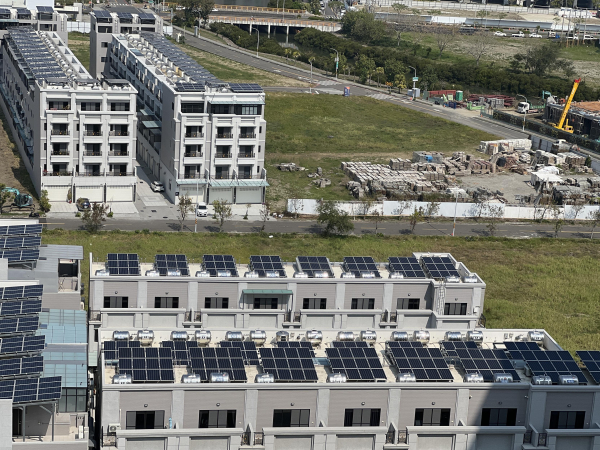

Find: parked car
494;31;507;37
530;33;542;38
76;198;91;211
151;181;165;192
512;31;524;38
196;203;208;217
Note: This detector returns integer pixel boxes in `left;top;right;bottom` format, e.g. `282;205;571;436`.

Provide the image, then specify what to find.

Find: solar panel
103;340;140;361
276;341;315;358
509;346;586;385
326;346;386;381
386;342;453;382
386;341;423;348
137;11;155;19
0;249;40;262
0;236;41;249
421;256;460;279
228;83;263;93
0;376;62;403
107;253;140;276
155;254;190;276
0;285;43;300
577;351;600;384
0;335;45;355
220;341;260;365
249;255;286;278
331;341;369;348
296;256;334;278
0;355;43;378
189;347;247;382
93;9;112;18
118;347;174;382
444;346;520;382
259;347;318;382
203;255;238;277
37;6;54;12
0;316;38;336
503;341;541;360
440;340;478;358
116;11;133;19
343;256;381;278
0;300;41;316
388;257;427;278
174;82;205;92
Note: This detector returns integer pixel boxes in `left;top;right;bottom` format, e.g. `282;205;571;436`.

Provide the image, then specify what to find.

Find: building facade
0;28;138;203
0;6;68;43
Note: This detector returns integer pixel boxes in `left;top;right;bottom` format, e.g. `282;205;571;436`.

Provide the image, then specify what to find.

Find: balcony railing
239;133;256;139
108;151;129;157
50;129;69;135
216;133;233;139
238;173;254;180
184;152;203;158
213;173;231;180
47;105;71;111
84;130;102;136
183;173;203;179
84;151;102;157
43;171;71;177
109;130;129;136
107;171;134;176
238;153;255;159
215;153;232;159
76;171;135;177
185;132;204;138
51;150;69;156
253;432;264;446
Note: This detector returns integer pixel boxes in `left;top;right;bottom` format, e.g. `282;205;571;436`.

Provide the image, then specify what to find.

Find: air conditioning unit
108;423;121;434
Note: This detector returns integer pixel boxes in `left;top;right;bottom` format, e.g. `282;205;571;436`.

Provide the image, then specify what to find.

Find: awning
209;99;265;105
142;120;161;128
243;289;293;295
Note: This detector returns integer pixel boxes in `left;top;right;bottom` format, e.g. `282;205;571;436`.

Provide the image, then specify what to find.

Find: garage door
180;185;204;204
75;185;103;202
417;435;454;450
106;185;133;202
336;435;374;450
46;185;70;202
274;436;312;450
555;436;592;450
476;434;512;450
208;187;233;204
126;439;165;450
236;187;262;204
190;437;228;450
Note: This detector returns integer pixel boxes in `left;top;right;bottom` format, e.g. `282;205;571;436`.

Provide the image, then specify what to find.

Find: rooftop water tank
195;271;211;278
532;375;552;385
340;272;355;279
327;373;347;383
390;331;409;341
464;373;484;383
244;271;259;278
181;374;202;383
306;330;323;346
217;270;232;278
389;272;404;279
255;373;275;383
559;375;579;385
462;275;478;283
337;331;355;342
113;331;130;341
95;269;110;277
276;331;289;342
445;331;463;342
360;271;376;279
167;269;181;277
314;271;330;278
225;331;243;341
113;374;132;384
467;330;483;343
265;271;280;278
396;373;416;382
249;330;267;346
445;275;461;283
360;330;377;344
414;330;430;344
171;331;188;341
528;331;544;346
210;372;230;383
195;330;211;346
145;270;160;277
493;373;513;383
293;272;309;278
137;330;154;345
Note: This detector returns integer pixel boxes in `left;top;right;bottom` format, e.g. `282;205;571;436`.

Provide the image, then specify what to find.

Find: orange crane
554;78;581;133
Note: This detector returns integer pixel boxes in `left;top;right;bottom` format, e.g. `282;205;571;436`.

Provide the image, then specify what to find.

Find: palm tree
284;48;292;62
292;50;300;65
375;67;385;87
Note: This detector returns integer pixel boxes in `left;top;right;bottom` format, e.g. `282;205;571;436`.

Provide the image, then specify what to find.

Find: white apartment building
0;6;67;43
0;27;138;203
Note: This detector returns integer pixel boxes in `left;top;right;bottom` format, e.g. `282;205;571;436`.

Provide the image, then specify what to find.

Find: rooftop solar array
0;285;43;300
189;347;247;381
228;83;263;93
441;343;519;382
92;9;111;18
161;340;197;365
577;351;600;384
297;256;334;278
0;236;41;249
6;28;66;82
388;257;427;278
140;32;222;86
249;255;286;278
203;255;238;277
386;341;453;382
259;347;318;382
331;341;368;348
107;253;140;276
116;11;133;19
421;256;460;279
326;346;386;381
504;342;586;384
0;299;41;317
118;347;174;382
155;254;189;276
0;355;43;379
0;316;39;336
16;8;31;17
343;256;381;278
37;6;54;12
0;224;42;236
173;82;206;93
0;376;62;404
0;249;40;262
0;8;11;15
220;341;260;365
0;335;45;356
275;341;315;358
0;224;41;264
137;11;156;20
103;340;140;360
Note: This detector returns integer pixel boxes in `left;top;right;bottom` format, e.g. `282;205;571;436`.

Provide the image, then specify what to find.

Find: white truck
512;31;524;38
517;101;544;113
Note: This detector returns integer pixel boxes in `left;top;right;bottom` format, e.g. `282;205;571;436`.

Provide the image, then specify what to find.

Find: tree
484;204;504;237
198;0;215;27
292;50;300;64
393;200;411;219
512;42;574;77
213;199;232;232
355;54;375;84
476;10;489;28
39;190;51;213
81;203;109;233
392;3;408;14
328;0;343;19
284;48;292;62
181;0;215;27
177;194;194;232
316;201;354;236
427;9;441;15
288;186;304;219
433;24;457;59
374;66;385;87
467;32;495;67
588;207;600;239
409;207;423;234
497;12;507;27
470;199;486;222
424;201;440;221
550;203;564;238
569;203;585;222
394;74;407;92
358;197;374;216
384;59;406;83
0;184;13;215
342;11;386;44
329;52;347;75
420;66;438;91
260;201;270;232
371;210;382;233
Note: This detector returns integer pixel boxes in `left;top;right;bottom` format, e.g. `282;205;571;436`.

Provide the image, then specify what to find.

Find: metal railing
213;173;232;180
107;171;134;176
51;150;69;156
538;433;547;446
241;431;250;446
47;105;71;111
215;4;305;13
51;129;69;135
84;130;102;136
84;151;102;157
215;153;232;159
523;430;532;444
109;130;129;136
43;171;71;176
238;153;256;158
108;151;129;157
253;432;264;446
239;133;256;139
183;173;203;179
185;132;204;138
184;152;203;158
238;173;254;180
216;133;233;139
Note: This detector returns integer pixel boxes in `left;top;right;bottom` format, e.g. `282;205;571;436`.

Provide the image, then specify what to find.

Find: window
254;298;278;309
101;42;108;47
211;104;232;114
344;408;381;427
110;102;130;112
101;57;106;62
103;296;128;308
351;298;375;310
181;102;204;114
126;411;164;429
199;410;236;428
414;408;451;426
397;298;419;309
273;409;310;427
444;303;467;315
235;105;260;115
205;297;229;309
154;297;179;308
81;102;100;111
58;388;86;412
481;408;517;426
549;411;585;429
303;298;326;309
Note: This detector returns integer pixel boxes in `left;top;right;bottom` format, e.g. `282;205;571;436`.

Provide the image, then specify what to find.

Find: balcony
184;151;203;158
183;173;203;179
238;153;256;159
216;133;233;139
51;150;70;156
215;153;232;159
84;151;102;157
185;132;204;138
47;105;71;111
108;151;129;157
50;129;70;136
239;133;256;139
43;171;71;177
109;130;129;137
213;173;232;180
84;131;103;137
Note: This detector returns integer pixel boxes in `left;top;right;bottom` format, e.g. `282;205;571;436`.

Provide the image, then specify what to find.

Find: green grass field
264;92;498;207
42;230;600;353
68;32;91;71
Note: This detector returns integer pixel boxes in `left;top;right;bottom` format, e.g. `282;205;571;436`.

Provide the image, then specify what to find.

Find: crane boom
556;78;581;131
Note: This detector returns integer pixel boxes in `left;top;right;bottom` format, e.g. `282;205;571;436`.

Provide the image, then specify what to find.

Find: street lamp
309;57;314;94
330;47;339;79
256;29;260;57
517;94;527;132
282;0;286;21
408;65;417;100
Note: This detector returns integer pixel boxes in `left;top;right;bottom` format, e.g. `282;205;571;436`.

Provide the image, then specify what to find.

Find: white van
196;202;208;217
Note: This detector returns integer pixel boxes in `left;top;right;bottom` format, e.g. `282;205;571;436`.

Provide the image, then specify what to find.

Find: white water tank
493;373;513;383
464;373;484;383
559;375;578;385
255;373;275;383
195;330;211;346
113;374;132;384
210;372;230;383
171;331;188;341
327;373;347;383
226;331;243;341
276;331;289;342
414;330;430;344
306;330;323;346
113;331;130;341
390;331;409;341
137;330;154;346
445;331;463;341
337;331;355;342
532;375;552;385
250;330;267;346
360;330;377;344
467;330;483;343
181;374;202;383
396;373;416;382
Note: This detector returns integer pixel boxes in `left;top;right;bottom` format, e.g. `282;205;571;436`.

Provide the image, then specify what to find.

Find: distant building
0;6;67;43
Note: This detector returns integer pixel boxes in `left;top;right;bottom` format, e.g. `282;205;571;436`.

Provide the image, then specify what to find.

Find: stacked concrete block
389;158;412;171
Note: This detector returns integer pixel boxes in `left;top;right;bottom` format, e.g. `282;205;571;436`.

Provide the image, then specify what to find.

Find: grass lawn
42;230;600;353
68;32;91;71
264;92;498;207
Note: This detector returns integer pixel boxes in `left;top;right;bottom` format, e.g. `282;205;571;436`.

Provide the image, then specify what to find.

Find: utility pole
452;190;458;237
256;29;260;57
194;177;199;233
517;94;527;132
309;57;314;94
408;65;417;100
330;47;339;79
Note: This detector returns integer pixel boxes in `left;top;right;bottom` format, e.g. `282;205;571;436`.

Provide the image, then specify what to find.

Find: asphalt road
40;217;598;239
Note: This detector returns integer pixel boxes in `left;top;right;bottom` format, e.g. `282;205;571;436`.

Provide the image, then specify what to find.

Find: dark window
481;408;517;426
103;296;128;308
101;42;108;47
254;298;278;309
549;411;585;429
273;409;310;427
154;297;179;308
351;298;375;310
414;409;451;426
444;303;467;315
126;410;164;429
211;104;233;114
344;408;381;427
397;298;419;309
303;298;326;309
181;102;204;114
101;57;106;62
204;297;229;309
199;410;236;428
81;102;100;111
58;388;87;412
110;102;130;111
